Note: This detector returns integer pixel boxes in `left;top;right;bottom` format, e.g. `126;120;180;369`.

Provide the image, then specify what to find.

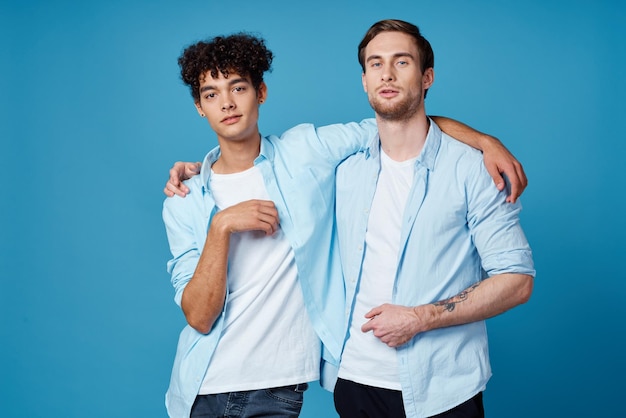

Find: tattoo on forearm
433;282;481;312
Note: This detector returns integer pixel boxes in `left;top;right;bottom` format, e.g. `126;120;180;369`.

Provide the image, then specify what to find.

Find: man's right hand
164;161;202;197
212;199;280;236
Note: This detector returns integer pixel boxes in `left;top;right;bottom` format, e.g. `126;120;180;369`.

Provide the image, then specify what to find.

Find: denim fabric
190;384;308;417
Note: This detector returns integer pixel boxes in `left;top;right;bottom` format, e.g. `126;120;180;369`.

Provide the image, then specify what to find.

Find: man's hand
430;116;528;203
361;303;433;348
481;138;527;203
212;199;280;236
164;161;202;197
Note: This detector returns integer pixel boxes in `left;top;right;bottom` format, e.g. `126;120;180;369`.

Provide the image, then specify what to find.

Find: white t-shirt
338;150;416;390
199;166;320;394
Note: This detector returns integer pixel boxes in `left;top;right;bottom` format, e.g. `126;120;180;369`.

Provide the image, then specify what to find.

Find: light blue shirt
335;120;535;418
162;120;376;417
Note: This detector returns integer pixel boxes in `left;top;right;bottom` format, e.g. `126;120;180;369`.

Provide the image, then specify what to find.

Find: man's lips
378;87;399;98
221;115;242;124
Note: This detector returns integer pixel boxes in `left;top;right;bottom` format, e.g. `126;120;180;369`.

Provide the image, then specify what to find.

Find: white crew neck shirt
199;166;320;394
339;150;416;390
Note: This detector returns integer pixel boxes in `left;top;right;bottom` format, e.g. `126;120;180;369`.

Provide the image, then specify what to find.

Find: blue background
2;0;624;416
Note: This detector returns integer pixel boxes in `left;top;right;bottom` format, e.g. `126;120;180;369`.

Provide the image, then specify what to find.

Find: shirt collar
200;146;221;191
200;135;274;191
419;117;442;171
254;134;275;164
365;117;442;170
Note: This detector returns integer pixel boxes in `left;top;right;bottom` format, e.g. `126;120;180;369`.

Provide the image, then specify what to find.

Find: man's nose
221;101;235;111
381;71;394;82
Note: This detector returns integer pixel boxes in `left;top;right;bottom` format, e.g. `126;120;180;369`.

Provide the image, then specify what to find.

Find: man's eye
233;86;246;92
204;93;216;99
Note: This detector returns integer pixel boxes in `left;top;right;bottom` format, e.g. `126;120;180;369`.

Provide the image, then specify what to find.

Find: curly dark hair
178;33;273;102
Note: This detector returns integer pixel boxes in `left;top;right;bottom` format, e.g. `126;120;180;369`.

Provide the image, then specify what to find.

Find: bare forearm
181;223;230;334
362;274;533;347
419;273;534;332
430;115;497;151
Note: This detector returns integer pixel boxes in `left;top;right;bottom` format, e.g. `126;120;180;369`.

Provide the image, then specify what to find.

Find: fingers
256;212;280;235
164;161;195;198
184;162;202;179
164;178;190;198
361;320;374;333
361;306;383;333
486;159;529;204
253;200;280;235
485;163;506;192
505;161;528;203
217;200;280;235
361;318;399;347
364;306;382;319
170;162;186;183
481;139;528;203
515;161;528;194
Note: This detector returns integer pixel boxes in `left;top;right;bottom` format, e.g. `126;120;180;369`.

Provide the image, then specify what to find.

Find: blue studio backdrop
1;1;624;417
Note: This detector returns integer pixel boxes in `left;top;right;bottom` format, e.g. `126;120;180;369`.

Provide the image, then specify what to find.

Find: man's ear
422;67;434;90
194;102;205;117
258;82;268;104
362;72;368;93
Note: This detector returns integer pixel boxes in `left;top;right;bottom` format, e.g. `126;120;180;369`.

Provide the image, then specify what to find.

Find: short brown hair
357;19;434;74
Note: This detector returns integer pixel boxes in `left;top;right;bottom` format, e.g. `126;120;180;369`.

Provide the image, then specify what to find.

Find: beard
368;91;422;122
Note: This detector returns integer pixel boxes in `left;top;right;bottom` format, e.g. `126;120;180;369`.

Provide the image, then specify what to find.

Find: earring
200;113;205;117
259;99;264;104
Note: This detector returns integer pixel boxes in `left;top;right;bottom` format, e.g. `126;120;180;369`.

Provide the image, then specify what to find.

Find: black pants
333;378;484;418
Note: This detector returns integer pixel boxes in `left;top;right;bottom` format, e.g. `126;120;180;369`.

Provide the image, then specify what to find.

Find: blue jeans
190;383;308;417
